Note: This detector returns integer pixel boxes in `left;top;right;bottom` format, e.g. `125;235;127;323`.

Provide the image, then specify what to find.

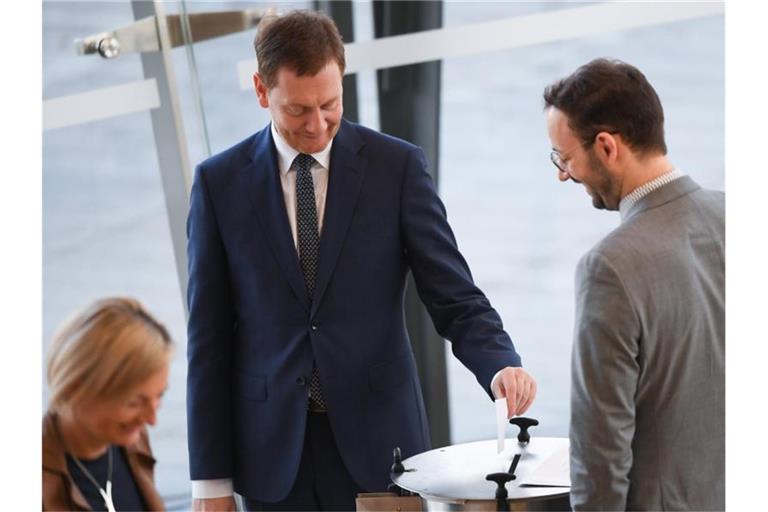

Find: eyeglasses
550;150;568;174
550;140;592;174
549;131;618;174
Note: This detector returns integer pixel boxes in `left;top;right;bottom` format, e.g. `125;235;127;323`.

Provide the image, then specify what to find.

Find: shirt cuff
490;368;505;398
191;479;233;499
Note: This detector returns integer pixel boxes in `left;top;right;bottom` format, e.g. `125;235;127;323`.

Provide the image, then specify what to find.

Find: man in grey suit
543;58;724;510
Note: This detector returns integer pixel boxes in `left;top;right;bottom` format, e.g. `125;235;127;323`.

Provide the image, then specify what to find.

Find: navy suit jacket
186;119;522;501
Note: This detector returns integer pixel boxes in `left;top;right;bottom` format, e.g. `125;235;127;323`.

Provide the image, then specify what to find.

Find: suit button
311;325;318;331
296;376;306;386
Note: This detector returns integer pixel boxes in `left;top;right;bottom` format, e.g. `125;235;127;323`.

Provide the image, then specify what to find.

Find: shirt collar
271;122;333;175
619;168;685;221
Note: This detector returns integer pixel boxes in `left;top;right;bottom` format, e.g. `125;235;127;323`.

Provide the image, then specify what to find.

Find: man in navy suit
187;10;537;511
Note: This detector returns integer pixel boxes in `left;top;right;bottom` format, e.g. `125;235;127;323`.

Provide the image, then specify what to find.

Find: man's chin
591;196;620;211
301;127;340;153
586;188;606;210
294;138;326;154
302;143;327;154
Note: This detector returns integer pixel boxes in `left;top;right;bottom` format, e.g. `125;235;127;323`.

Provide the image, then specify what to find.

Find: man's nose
305;108;327;133
557;169;571;182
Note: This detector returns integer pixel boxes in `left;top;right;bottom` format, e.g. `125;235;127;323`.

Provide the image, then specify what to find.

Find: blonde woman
43;298;171;511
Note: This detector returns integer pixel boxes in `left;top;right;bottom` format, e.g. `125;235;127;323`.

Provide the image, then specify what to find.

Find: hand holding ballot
491;366;537;419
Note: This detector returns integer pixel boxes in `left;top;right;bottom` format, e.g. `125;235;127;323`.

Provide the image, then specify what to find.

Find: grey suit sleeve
570;251;641;511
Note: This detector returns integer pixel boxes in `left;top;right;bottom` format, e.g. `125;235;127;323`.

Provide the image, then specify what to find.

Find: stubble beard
587;151;619;211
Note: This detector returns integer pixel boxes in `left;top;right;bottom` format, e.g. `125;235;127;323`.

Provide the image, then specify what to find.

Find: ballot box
387;418;570;511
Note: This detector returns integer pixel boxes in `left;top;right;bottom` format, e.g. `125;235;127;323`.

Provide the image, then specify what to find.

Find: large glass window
43;1;188;504
440;3;724;442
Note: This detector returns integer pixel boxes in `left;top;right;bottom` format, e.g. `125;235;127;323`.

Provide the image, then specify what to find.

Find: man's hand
491;367;537;418
193;497;237;511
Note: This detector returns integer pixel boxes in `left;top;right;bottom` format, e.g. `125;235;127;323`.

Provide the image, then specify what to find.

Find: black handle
386;482;411;496
508;417;539;444
391;447;405;474
507;453;522;477
485;472;515;512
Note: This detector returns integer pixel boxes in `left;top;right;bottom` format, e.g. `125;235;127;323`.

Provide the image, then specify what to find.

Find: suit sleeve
570;250;640;511
399;147;521;397
186;164;236;480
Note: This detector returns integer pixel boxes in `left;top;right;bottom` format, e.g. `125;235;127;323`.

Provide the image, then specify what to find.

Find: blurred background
42;1;723;507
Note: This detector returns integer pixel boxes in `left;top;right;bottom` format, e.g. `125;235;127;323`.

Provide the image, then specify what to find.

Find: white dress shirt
271;123;332;249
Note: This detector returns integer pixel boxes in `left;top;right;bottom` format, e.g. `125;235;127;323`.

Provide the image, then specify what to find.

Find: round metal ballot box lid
391;437;570;508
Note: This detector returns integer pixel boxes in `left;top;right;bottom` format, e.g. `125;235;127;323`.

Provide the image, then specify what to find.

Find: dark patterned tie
294;153;327;411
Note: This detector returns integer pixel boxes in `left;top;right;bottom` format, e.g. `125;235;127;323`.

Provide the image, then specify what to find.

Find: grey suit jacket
570;176;725;511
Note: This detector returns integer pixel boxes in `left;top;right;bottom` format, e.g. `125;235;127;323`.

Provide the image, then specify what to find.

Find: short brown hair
543;58;667;156
254;10;346;89
46;297;172;411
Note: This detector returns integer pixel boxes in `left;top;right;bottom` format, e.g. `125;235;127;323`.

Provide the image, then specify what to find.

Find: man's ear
253;73;269;108
594;131;619;166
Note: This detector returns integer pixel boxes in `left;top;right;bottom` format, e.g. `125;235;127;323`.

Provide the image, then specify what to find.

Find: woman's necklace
70;445;116;512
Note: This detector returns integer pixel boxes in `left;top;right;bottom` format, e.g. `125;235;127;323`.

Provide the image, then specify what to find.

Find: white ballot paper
494;398;506;453
519;444;571;487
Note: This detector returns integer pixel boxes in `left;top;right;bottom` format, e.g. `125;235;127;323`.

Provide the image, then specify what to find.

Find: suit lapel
312;121;366;316
247;128;310;311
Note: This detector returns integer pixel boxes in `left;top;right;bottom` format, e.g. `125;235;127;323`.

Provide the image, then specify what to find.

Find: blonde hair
46;297;172;411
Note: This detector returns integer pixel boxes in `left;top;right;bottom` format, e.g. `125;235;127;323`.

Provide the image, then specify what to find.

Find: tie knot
293;153;315;173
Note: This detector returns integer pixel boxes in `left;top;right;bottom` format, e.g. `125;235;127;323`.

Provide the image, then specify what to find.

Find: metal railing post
131;0;193;316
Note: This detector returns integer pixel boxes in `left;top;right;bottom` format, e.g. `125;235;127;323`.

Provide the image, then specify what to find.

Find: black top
66;446;147;511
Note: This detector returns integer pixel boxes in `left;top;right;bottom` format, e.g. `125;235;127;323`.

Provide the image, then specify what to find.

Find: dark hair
254;10;346;89
543;58;667;155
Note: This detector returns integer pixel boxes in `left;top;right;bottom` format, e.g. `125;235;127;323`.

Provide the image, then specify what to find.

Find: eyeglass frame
549;131;619;174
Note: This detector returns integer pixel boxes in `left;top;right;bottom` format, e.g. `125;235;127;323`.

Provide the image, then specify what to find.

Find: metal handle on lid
508;417;539;444
485;472;515;511
391;446;405;474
